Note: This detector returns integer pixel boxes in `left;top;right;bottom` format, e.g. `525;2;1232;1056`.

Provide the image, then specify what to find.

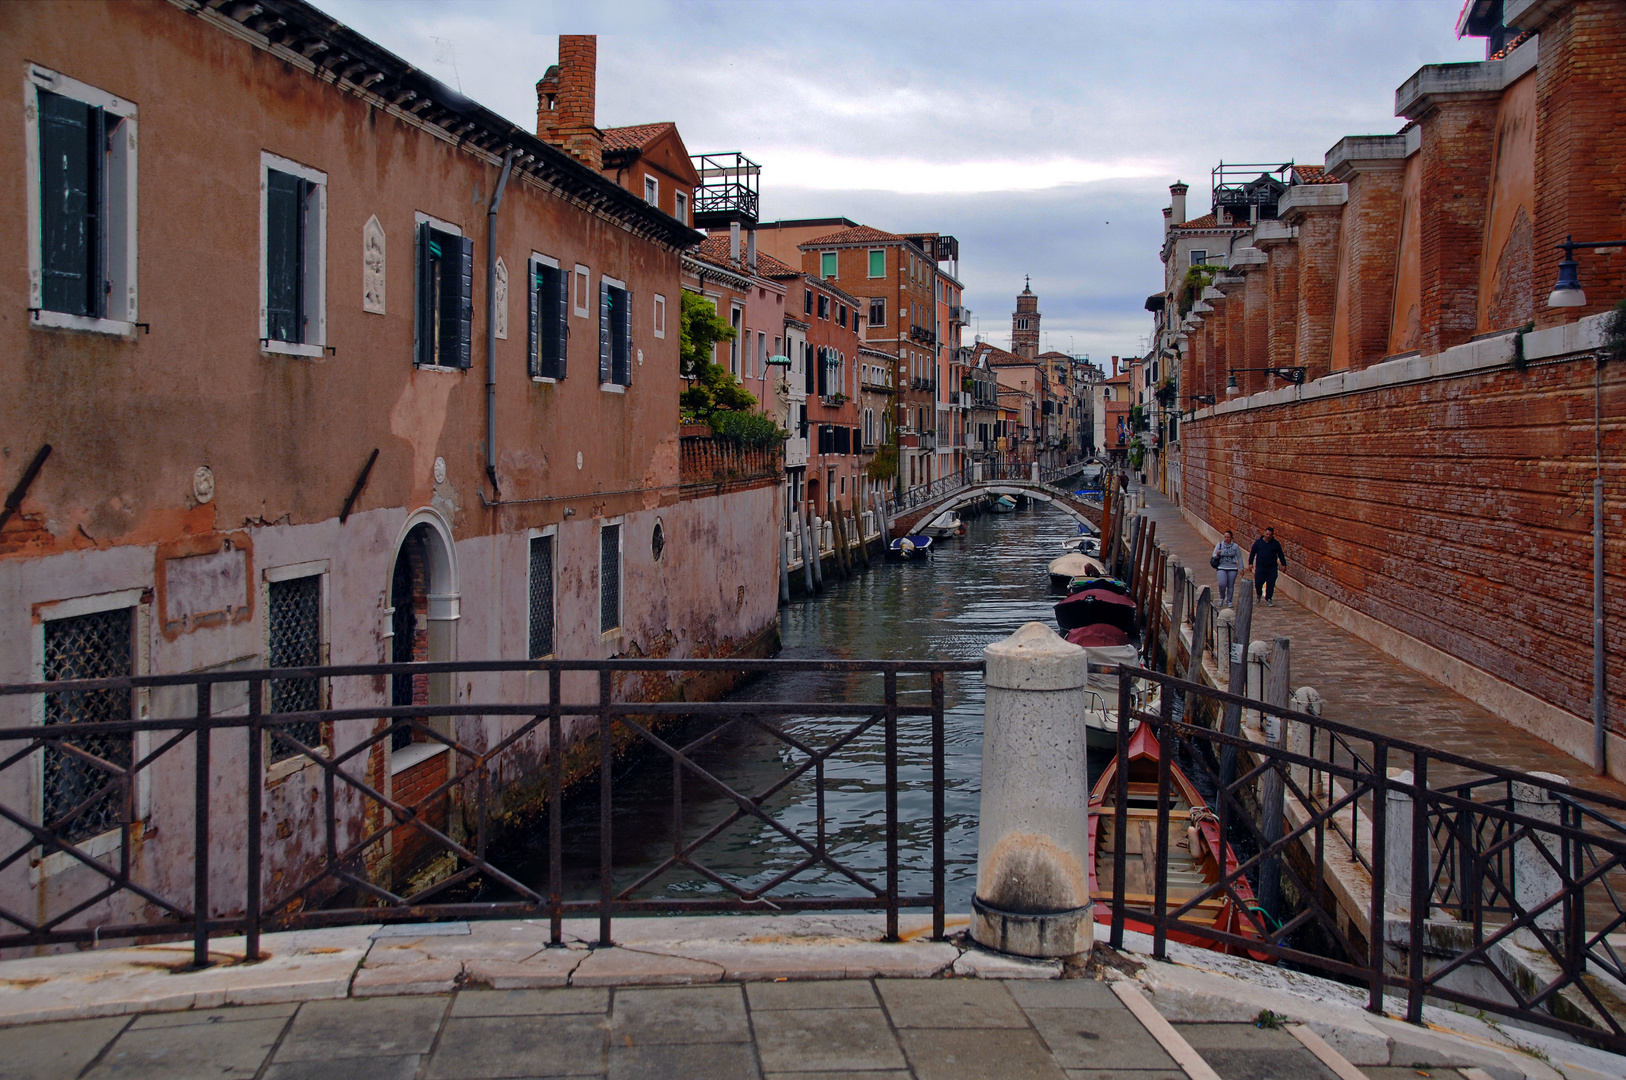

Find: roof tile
601;123;673;152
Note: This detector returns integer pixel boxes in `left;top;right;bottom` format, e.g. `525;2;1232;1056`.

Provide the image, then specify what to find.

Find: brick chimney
535;35;601;171
1169;182;1188;226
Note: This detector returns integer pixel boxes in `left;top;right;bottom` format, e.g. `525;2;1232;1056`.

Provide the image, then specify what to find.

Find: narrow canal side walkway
1133;485;1626;797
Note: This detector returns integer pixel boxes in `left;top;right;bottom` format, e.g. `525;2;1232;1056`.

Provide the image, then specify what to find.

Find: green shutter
37;89;103;318
265;170;305;343
554;265;569;380
821;251;836;279
415;222;434;366
527;260;541;378
869;250;884;278
598;280;611;383
444;234;474;369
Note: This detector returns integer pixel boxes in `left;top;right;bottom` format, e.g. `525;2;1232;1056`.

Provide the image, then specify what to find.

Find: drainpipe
486;149;518;498
1595;357;1608;776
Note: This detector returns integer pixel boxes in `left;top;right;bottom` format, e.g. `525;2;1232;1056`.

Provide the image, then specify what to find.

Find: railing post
1407;753;1428;1024
1111;671;1132;951
549;666;563;946
1219;591;1254;791
1256;638;1290;928
1152;683;1175;961
598;668;613;948
245;679;262;962
884;670;900;942
1368;740;1389;1015
931;670;945;941
193;682;212;969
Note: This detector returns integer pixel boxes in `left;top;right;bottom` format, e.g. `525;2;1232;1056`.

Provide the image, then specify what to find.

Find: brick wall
1243;268;1268;394
1342;168;1406;368
679;434;784;497
1418;98;1498;354
1292;209;1342;381
1179;360;1626;733
1265;242;1299;371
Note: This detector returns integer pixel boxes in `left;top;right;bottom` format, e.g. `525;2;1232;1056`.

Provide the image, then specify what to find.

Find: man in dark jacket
1249;527;1287;606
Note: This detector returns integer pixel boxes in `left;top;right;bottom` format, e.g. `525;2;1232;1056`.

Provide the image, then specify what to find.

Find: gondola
1086;722;1270;958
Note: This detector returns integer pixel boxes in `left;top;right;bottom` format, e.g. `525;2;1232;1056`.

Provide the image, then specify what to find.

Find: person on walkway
1211;530;1243;607
1250;526;1288;606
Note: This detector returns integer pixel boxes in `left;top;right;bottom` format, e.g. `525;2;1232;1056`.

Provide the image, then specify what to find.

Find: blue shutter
527;260;541;378
37;90;102;318
449;234;474;369
415;222;434;366
554;266;570;380
598;280;611;384
265;170;305;343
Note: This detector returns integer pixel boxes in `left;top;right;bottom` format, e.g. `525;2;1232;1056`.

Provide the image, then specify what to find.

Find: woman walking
1211;529;1243;607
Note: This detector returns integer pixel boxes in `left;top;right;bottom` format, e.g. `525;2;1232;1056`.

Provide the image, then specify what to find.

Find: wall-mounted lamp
1226;367;1307;394
1547;234;1626;308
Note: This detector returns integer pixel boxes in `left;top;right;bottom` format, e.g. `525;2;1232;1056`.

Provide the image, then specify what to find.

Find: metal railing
0;659;979;965
1105;665;1626;1053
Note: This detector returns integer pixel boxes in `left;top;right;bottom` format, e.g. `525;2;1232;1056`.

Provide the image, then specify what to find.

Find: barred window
42;607;133;841
600;523;621;633
529;535;555;658
267;575;322;761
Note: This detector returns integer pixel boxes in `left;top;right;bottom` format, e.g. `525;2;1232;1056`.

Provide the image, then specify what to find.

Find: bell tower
1011;276;1040;360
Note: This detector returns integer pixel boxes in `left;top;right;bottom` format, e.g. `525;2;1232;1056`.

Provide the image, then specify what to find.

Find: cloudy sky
319;0;1484;363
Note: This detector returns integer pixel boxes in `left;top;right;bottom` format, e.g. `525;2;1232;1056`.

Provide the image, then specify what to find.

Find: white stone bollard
1385;768;1414;915
972;622;1094;958
1512;771;1567;950
1215;608;1235;671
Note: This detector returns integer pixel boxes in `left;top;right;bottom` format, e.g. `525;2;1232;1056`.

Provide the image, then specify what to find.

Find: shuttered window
38;89;104;319
416;221;473;368
600;280;632;386
265;170;307;343
528;258;568;379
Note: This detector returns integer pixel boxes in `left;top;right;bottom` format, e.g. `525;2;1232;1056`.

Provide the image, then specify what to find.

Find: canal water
491;497;1107;915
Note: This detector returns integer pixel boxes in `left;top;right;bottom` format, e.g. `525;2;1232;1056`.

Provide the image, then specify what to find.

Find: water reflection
496;498;1108;914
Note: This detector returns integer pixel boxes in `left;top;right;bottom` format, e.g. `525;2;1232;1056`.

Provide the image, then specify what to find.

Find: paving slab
610;984;750;1044
1025;1006;1177;1071
0;1014;129;1079
425;1013;609;1078
750;1006;908;1072
572;946;724;987
1173;1022;1340;1080
466;949;587;988
84;1015;286;1079
744;979;880;1011
1062;1071;1188;1080
876;976;1029;1028
952;942;1064;979
607;1041;760;1080
898;1026;1070;1080
353;958;463;996
451;987;610;1017
127;1001;299;1028
1010;979;1128;1010
261;1055;423;1080
272;995;448;1061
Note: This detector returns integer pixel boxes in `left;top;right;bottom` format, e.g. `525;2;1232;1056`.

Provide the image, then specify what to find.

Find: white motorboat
1048;552;1105;590
923;511;964;538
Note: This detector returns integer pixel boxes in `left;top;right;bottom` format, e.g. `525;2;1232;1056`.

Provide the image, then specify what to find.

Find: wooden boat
990;495;1017;513
1048;552;1104;590
1087;722;1269;957
887;534;933;559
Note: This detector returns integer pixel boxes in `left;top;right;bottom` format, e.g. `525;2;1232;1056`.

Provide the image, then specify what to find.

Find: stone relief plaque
494;256;508;340
363;215;386;315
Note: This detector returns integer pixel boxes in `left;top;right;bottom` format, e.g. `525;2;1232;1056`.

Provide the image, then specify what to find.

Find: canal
489;496;1106;916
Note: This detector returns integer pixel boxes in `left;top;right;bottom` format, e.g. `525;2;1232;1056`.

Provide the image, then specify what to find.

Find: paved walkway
0;978;1459;1080
1133;484;1626;797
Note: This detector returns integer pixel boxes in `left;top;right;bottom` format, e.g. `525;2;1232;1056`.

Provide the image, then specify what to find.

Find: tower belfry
1011;277;1040;360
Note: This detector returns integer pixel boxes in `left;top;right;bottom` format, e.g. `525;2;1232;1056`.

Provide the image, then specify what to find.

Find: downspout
486;149;517;498
1595;355;1608;776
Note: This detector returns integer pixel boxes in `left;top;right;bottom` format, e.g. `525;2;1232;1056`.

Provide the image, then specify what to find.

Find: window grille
42;607;132;841
600;524;621;633
529;535;554;658
267;575;322;760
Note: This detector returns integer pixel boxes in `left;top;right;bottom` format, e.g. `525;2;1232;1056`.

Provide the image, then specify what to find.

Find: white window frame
260;151;328;358
262;560;331;783
601;272;629;393
728;304;742;376
1189;249;1208;268
673;190;688;226
527;525;558;660
599;516;624;639
573;263;591;318
24;65;139;337
412;211;466;373
653;293;666;339
30;588;150;881
643;174;658;206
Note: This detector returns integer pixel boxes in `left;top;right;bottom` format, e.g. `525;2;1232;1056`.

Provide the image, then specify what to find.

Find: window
528;533;555;658
1189;249;1207;268
869;297;885;327
673;190;688;226
654;293;666;339
415;218;472;368
817;295;829;320
600;277;632;387
574;264;590;317
868;249;885;278
643;174;658;205
26;67;138;333
260;152;327;355
728;305;742;375
528;254;568;380
838;304;847;327
757;330;767;376
804;289;813;315
600;522;622;634
267;573;323;761
820;251;837;279
41;604;134;842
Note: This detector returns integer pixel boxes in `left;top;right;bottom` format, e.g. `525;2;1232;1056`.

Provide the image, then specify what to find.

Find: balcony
908;324;936;347
689;151;761;227
949;305;968;326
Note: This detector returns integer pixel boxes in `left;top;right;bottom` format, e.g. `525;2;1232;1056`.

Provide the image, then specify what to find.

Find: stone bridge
887;462;1104;539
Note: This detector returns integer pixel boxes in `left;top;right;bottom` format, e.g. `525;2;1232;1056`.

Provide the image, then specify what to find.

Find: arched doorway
385;512;459;750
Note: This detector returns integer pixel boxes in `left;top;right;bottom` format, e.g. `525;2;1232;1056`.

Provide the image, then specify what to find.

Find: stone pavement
1131;484;1626;797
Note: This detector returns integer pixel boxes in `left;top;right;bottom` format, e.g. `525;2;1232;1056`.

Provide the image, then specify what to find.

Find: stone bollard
1288;687;1321;799
1245;639;1270;730
972;622;1094;958
1215;608;1235;671
1385;768;1414;915
1512;771;1567;950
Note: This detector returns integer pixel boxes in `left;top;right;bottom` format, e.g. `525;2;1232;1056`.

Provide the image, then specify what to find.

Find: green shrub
708;409;788;448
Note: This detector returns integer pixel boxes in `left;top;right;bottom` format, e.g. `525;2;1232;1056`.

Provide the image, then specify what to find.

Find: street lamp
1226;367;1308;394
1546;235;1626;308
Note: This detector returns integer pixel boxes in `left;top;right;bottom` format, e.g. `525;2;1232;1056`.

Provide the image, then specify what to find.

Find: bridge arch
891;481;1101;539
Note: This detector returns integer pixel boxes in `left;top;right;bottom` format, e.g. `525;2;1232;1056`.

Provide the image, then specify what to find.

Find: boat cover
1077;642;1140;691
1048;553;1101;580
1054;588;1136;633
1067;575;1128;596
1066;624;1132;648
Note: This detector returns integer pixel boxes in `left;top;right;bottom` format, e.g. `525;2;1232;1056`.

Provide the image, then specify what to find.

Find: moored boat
990;495;1017;513
1086;722;1270;957
923;511;964;538
1066;623;1145;748
888;534;934;559
1047;552;1104;590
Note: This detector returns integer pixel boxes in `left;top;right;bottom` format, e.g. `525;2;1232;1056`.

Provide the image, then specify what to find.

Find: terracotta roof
971;341;1028;367
1172;213;1219;230
602;123;673;152
800;224;905;248
753;251;801;278
1291;164;1341;186
1490;28;1534;61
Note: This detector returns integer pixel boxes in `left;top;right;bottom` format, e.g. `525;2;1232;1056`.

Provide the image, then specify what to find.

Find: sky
317;0;1485;364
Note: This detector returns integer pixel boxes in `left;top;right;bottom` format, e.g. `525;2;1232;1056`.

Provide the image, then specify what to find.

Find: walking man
1250;526;1287;606
1211;529;1243;607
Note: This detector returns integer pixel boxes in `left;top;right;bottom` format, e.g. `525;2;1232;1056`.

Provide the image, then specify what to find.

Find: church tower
1011;277;1040;360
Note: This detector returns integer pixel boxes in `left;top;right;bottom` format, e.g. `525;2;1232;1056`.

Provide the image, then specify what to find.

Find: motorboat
1054;587;1136;636
1061;535;1101;559
1066;624;1146;749
923;511;964;538
1068;575;1128;597
888;534;933;559
1087;722;1269;957
990;495;1017;513
1048;552;1104;591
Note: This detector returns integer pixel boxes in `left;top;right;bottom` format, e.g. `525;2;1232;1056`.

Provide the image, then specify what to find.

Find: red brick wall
1532;1;1626;329
1342;168;1406;368
1223;286;1247;396
1178;361;1626;733
1265;243;1299;372
1243;269;1268;395
1418;99;1498;354
1292;209;1342;381
390;752;450;881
